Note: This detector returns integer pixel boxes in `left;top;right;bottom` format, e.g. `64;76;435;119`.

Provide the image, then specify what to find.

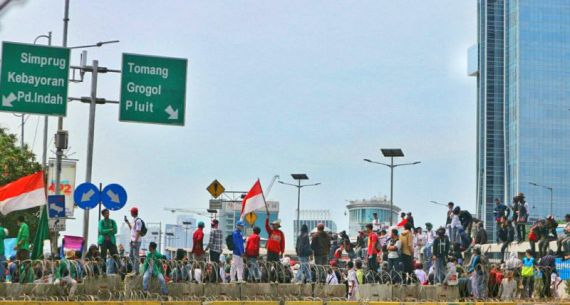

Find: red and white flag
240;179;266;218
0;171;46;215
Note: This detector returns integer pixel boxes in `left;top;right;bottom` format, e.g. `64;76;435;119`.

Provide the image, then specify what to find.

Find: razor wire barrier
0;257;569;301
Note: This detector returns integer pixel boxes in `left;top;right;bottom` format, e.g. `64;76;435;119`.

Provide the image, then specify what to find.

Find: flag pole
259;178;269;216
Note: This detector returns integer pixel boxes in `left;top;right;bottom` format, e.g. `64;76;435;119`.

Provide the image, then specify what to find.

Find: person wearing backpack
365;223;379;273
125;207;144;275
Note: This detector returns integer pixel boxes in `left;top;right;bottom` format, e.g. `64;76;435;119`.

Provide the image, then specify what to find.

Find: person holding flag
240;179;285;263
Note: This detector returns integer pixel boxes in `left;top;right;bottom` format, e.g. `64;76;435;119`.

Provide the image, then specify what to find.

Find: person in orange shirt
265;218;285;262
192;221;205;261
245;226;261;282
366;223;379;272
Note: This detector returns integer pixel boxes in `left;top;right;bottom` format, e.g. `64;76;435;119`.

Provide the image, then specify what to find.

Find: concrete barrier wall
0;281;566;303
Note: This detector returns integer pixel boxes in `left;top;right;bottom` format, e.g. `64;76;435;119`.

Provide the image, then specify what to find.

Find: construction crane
265;175;280;198
163;207;216;219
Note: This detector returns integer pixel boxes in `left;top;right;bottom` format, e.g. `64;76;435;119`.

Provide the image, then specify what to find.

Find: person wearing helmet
125;207;143;275
192;221;206;261
230;220;245;282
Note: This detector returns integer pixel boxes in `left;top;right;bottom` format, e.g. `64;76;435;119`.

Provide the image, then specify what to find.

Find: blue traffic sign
101;183;127;211
48;195;65;218
74;182;100;210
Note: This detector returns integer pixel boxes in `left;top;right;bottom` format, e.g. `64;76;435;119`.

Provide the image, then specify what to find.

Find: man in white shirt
372;213;382;231
424;223;436;270
125;207;143;275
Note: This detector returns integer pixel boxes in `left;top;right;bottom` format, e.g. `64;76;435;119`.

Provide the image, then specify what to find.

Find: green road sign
0;41;70;116
120;53;187;126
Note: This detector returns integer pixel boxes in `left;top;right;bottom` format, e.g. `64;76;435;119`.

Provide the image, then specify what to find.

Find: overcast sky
0;1;477;248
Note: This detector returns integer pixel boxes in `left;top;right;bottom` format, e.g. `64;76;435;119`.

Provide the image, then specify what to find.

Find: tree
0;127;43;240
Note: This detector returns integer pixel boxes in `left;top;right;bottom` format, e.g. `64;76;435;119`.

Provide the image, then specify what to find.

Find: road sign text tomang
0;42;70;116
119;53;187;126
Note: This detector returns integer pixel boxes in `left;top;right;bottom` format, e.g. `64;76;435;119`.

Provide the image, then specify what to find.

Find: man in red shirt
265;217;285;262
366;223;379;272
245;226;261;282
192;221;205;261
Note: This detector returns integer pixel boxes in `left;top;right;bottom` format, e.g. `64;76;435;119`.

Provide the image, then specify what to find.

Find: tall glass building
471;0;570;239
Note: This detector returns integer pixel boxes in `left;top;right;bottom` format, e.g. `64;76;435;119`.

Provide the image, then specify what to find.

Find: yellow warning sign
207;179;225;198
245;211;257;226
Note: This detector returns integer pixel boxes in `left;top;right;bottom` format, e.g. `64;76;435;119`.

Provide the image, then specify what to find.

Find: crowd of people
1;193;570;300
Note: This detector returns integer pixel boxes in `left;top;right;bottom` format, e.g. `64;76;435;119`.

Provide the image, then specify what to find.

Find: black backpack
226;234;234;250
137;218;148;237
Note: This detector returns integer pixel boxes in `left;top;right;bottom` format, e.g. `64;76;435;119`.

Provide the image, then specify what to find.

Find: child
355;260;364;285
346;261;359;301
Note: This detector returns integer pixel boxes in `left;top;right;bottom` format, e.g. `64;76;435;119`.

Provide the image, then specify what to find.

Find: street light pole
529;182;554;216
32;32;52;168
278;174;321;234
389;156;394;225
364;148;421;226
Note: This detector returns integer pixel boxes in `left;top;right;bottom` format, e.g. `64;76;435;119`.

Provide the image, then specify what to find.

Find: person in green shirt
15;216;30;261
98;209;118;274
54;250;78;296
142;242;168;295
0;226;8;282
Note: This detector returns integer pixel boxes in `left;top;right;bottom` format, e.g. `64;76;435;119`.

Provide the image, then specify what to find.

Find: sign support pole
82;60;99;256
55;0;70;237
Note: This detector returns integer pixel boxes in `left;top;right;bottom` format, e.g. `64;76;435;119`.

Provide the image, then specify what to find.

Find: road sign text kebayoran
119;53;187;126
0;42;70;116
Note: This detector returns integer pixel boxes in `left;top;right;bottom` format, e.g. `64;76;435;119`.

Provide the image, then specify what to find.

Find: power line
31;116;40;152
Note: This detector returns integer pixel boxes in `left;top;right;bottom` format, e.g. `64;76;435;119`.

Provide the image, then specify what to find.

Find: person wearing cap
231;221;245;282
311;223;331;266
265;217;285;262
192;221;205;261
206;219;223;265
54;250;78;296
98;209;118;273
125;207;143;275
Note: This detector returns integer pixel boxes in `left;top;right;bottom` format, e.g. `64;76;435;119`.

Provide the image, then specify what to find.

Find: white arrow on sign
81;189;95;202
50;204;64;214
107;189;120;203
2;93;16;107
165;105;179;120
